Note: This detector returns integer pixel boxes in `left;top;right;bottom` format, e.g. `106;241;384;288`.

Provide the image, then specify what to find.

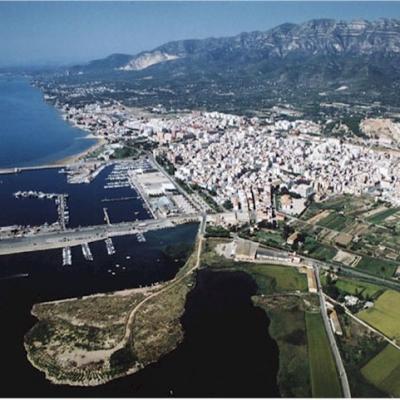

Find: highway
315;266;351;398
0;213;200;256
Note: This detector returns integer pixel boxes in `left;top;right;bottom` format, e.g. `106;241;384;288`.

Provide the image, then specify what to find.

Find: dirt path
114;216;205;352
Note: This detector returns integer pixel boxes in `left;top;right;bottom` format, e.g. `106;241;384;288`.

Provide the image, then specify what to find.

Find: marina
0;164;152;230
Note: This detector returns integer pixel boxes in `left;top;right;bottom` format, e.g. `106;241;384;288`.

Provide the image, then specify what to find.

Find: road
257;241;400;292
0;213;200;255
315;266;351;398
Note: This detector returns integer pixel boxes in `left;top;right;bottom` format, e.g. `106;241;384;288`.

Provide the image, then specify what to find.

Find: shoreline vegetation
24;234;202;386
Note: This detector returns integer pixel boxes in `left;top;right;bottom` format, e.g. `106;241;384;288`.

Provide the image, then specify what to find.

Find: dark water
0;224;199;397
114;269;281;398
1;265;280;397
0;76;96;168
0;166;151;227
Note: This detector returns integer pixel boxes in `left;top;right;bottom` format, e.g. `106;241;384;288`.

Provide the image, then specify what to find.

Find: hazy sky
1;1;400;67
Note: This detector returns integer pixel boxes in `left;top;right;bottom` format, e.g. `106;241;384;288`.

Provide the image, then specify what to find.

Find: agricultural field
302;235;337;261
321;274;385;300
361;344;400;397
302;196;400;265
335;278;384;299
305;312;342;398
319;212;353;231
358;290;400;341
254;229;286;248
366;208;400;225
356;256;398;279
337;313;386;398
314;194;375;215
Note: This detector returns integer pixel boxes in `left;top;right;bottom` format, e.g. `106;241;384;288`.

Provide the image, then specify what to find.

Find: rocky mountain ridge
77;18;400;73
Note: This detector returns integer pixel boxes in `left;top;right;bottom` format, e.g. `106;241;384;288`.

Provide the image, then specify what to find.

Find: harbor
0;163;151;230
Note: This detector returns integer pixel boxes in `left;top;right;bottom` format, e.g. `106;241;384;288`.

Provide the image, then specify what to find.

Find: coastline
53;135;105;166
36;78;106;167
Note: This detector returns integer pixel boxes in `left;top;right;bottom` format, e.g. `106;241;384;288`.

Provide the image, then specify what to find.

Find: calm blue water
0;75;96;168
0;165;151;227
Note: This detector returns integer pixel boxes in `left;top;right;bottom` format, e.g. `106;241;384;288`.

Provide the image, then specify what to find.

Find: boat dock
103;207;111;225
62;246;72;266
101;196;136;203
136;232;146;242
56;194;69;230
81;243;93;261
105;237;116;255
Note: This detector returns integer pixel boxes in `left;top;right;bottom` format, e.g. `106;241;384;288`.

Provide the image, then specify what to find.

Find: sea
0;75;96;168
0;76;280;397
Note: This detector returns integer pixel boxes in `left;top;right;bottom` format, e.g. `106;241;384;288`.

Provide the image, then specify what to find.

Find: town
55;99;400;222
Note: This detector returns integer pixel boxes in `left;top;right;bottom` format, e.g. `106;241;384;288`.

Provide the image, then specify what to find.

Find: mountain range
64;18;400;111
74;18;400;71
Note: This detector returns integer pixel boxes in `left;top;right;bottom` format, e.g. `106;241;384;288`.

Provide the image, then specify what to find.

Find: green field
335;278;384;299
319;212;351;231
305;312;342;398
358;290;400;341
255;230;285;247
303;236;337;261
246;264;308;294
361;344;400;397
356;256;398;279
367;208;400;225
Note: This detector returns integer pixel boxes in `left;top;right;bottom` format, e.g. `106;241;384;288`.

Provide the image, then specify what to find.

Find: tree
223;199;233;210
282;224;294;240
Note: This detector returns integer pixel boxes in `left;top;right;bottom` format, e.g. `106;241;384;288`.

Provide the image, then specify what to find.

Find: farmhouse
307;269;318;293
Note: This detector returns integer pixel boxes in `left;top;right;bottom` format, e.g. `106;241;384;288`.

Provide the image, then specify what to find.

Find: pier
56;194;69;230
62;246;72;266
0;164;66;176
101;196;137;203
103;207;111;225
81;243;93;261
105;238;116;255
136;232;146;242
0;214;200;256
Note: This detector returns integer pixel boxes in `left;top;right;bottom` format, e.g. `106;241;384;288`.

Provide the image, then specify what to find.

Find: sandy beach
53;135;106;166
